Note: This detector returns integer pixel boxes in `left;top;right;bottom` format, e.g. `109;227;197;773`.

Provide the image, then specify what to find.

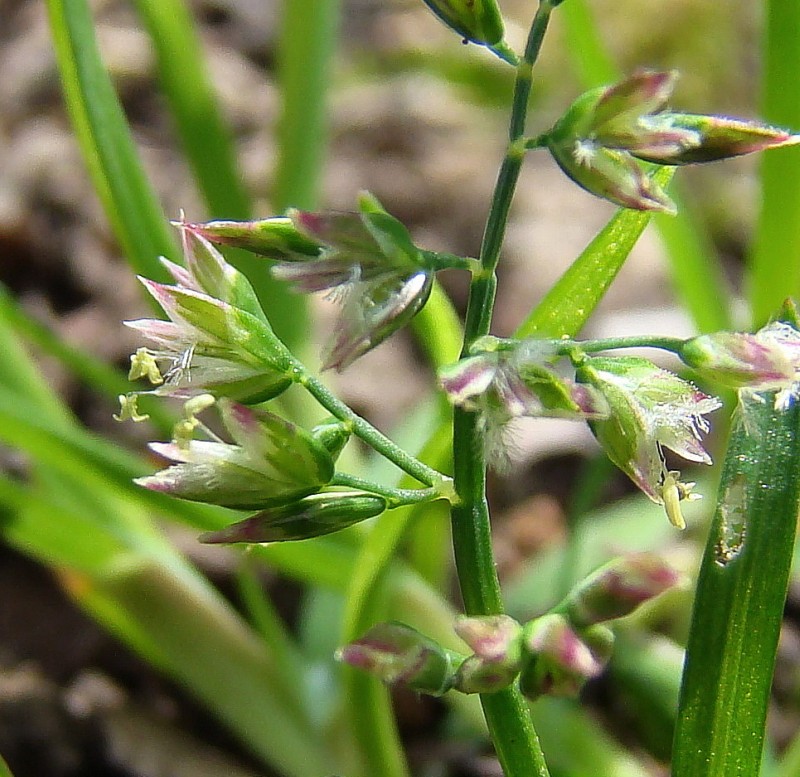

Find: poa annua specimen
119;2;800;774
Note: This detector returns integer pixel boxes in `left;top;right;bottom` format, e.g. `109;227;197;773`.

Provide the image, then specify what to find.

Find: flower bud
440;340;608;420
560;553;682;627
310;418;352;461
196;194;432;370
519;614;609;700
172;222;268;322
452;654;519;695
630;114;800;165
136;401;334;509
184;217;321;260
417;0;504;47
200;491;387;543
451;615;524;694
582;624;615;667
549;141;677;214
337;622;456;696
546;69;798;212
680;323;800;391
440;340;609;471
127;275;293;403
454;614;522;660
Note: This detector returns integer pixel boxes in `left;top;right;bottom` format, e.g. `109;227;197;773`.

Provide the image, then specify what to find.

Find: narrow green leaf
607;631;683;762
236;558;307;689
274;0;340;211
0;753;14;777
515;168;674;339
0;284;176;433
654;204;731;333
0;475;127;574
559;0;617;86
778;727;800;777
531;698;650;777
267;0;340;349
0;297;71;427
412;279;464;368
339;423;453;777
130;0;250;219
0;284;125;396
672;393;800;776
749;0;800;325
76;558;331;777
46;0;176;280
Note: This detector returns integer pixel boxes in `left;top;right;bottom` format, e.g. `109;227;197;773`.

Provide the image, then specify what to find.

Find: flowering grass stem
450;2;555;775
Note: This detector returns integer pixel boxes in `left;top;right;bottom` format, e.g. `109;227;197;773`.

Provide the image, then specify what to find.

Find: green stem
330;473;441;507
524;132;550;149
450;3;554;776
558;335;686;355
423;251;482;273
296;368;454;493
488;334;688;355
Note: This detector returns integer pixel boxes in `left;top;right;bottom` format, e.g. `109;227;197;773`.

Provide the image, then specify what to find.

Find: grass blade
0;754;14;777
339;424;453;777
748;0;800;325
130;0;251;220
273;0;340;211
515;168;674;339
412;279;464;368
46;0;176;280
672;393;800;776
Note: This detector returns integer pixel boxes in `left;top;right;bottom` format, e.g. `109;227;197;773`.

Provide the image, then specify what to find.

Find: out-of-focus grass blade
559;0;616;85
0;304;71;427
749;0;800;326
559;0;730;334
515;168;674;339
130;0;250;220
270;0;341;347
607;631;683;762
412;279;464;368
3;478;329;777
273;0;339;211
778;728;800;777
46;0;176;280
86;560;328;777
0;284;175;433
0;475;128;573
532;698;650;777
0;284;127;398
654;204;730;333
0;754;14;777
672;391;800;776
339;423;454;777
